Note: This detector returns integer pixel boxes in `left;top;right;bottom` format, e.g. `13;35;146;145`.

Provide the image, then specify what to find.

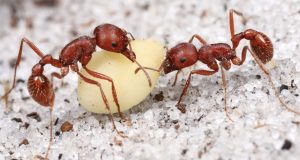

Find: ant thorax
60;36;96;66
198;43;233;63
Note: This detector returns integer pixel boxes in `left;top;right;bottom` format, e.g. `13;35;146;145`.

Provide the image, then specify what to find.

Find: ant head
164;43;198;74
94;24;129;53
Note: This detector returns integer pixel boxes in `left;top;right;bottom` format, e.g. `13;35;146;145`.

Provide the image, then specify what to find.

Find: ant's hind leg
44;107;54;159
247;48;300;115
1;38;45;103
34;107;55;160
2;81;10;109
229;9;244;38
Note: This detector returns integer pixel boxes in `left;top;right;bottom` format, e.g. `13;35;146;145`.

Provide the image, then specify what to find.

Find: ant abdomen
249;32;274;64
27;74;54;107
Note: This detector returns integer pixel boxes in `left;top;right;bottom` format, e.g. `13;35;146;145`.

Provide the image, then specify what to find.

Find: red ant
0;23;152;159
136;9;300;121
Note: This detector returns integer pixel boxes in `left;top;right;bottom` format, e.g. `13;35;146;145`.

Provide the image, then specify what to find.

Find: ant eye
111;42;117;47
180;57;186;63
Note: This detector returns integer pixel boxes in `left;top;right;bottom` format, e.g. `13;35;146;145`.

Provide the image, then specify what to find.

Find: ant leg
229;9;243;38
77;71;127;138
1;38;45;102
121;28;135;40
134;59;166;74
2;82;10;110
134;47;168;75
188;34;208;45
82;66;129;121
36;55;66;86
126;32;135;40
176;69;217;113
232;46;248;66
50;67;69;87
220;65;234;122
247;48;300;115
135;67;160;74
51;72;65;87
44;68;68;158
172;70;181;87
229;9;246;49
127;42;152;87
44;107;54;159
219;58;234;122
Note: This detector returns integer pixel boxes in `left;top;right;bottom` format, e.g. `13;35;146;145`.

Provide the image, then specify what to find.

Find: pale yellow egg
77;39;165;113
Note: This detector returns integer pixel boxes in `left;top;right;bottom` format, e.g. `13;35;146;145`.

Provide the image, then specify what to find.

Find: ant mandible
136;9;300;121
1;23;152;159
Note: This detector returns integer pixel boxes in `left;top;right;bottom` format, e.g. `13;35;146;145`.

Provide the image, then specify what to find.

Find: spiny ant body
1;23;152;159
137;9;299;121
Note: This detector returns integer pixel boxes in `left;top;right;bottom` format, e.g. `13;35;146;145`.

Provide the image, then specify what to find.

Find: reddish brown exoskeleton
0;23;152;159
136;9;300;121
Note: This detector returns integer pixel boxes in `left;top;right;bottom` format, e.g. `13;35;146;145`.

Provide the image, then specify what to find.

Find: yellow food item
77;39;165;113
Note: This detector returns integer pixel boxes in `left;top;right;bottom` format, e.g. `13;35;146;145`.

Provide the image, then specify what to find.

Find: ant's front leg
176;69;217;113
172;70;181;87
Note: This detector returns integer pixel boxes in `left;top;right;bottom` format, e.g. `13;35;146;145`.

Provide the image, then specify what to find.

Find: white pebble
144;109;154;121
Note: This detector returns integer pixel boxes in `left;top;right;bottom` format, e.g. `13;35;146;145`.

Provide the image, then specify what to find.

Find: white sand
0;0;300;159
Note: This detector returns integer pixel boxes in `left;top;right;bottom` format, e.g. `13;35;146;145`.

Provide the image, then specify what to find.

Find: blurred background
0;0;300;159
